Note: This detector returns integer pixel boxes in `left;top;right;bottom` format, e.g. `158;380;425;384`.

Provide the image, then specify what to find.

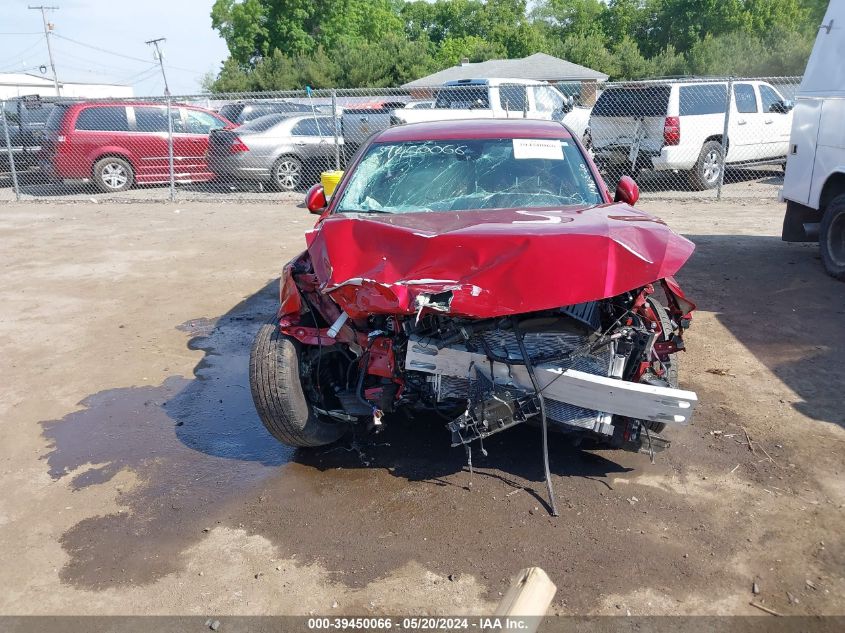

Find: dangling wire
515;326;559;517
643;424;656;464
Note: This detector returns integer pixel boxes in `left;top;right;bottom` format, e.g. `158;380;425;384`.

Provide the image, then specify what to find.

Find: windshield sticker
512;139;564;160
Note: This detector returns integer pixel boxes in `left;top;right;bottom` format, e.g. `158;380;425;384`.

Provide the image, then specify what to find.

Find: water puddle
42;282;745;610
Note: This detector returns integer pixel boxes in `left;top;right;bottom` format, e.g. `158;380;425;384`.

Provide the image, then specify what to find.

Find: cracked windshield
335;138;602;213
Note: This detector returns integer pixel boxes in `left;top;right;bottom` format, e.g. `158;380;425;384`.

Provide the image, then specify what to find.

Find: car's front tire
249;323;348;448
93;156;134;193
820;193;845;280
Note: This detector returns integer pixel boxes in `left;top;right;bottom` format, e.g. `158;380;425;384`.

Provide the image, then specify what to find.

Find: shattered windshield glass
335;138;602;214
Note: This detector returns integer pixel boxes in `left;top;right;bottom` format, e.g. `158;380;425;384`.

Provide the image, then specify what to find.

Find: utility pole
29;5;60;96
145;37;170;96
146;37;175;200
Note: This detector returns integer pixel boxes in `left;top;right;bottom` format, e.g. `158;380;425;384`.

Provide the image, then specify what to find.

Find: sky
1;0;230;95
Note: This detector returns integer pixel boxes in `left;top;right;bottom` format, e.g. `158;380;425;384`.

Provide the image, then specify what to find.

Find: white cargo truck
781;1;845;279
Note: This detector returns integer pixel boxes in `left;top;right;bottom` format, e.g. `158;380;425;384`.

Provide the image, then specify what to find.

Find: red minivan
41;102;234;192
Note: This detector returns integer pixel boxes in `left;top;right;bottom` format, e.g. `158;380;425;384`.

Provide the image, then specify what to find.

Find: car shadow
634;166;782;193
679;232;845;428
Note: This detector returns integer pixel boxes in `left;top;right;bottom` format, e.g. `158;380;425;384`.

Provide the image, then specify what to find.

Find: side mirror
614;175;640;206
305;183;328;214
770;99;794;114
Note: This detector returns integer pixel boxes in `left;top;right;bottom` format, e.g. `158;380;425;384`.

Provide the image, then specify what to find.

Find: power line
117;64;161;85
50;44;148;75
52;32;205;74
0;36;47;67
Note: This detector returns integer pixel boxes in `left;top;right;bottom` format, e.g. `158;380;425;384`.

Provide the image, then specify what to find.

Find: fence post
717;77;733;200
331;89;340;170
165;96;176;202
1;102;21;202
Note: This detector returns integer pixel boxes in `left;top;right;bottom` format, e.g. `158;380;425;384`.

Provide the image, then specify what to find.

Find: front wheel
93;156;134;193
249;323;348;447
688;141;723;190
820;194;845;280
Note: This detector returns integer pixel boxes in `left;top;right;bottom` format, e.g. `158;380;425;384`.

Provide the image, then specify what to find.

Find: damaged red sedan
249;119;697;510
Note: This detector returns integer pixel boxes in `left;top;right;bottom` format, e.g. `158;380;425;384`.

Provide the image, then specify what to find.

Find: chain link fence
0;75;800;204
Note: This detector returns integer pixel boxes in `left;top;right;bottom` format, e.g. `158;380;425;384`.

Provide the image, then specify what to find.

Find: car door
128;105;171;183
728;83;764;162
181;108;228;180
758;83;792;159
290;117;334;170
73;106;131;178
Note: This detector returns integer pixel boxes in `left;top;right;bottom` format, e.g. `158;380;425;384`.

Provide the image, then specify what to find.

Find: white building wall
0;74;133;100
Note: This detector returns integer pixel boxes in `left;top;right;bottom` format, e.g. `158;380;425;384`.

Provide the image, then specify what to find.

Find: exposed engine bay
280;251;697;462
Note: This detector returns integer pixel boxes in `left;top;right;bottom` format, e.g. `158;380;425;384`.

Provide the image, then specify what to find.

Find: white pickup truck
390;78;592;140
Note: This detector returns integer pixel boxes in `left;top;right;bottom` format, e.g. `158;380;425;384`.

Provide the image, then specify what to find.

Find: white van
781;2;845;279
590;79;793;190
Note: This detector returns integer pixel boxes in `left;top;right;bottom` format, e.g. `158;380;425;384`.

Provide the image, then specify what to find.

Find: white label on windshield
512;139;564;160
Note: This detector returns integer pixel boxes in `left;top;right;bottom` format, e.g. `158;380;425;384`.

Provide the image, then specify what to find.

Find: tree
206;0;823;92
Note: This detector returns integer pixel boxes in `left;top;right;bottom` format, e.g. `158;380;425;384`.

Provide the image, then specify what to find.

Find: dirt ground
0;196;842;617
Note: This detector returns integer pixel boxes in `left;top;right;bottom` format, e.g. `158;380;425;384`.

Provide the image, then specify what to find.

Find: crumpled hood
305;204;695;319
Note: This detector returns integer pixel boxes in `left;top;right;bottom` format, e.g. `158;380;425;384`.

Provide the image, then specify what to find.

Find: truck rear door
590;85;670;161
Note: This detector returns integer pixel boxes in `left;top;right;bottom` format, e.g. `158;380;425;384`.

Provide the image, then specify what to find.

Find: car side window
134;106;169;132
532;86;564;113
185;109;223;134
435;86;489;109
759;84;783;113
679;84;727;115
499;84;527;112
292;118;324;136
75;106;129;131
733;84;758;114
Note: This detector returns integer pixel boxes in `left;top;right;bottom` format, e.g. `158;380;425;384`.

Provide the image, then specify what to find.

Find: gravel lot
0;195;842;617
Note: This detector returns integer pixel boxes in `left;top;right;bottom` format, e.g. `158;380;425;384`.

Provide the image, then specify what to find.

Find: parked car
249;118;698;513
40;101;233;192
1;96;57;182
781;1;845;279
207;113;342;191
391;78;592;140
218;100;316;125
403;100;435;109
590;79;794;190
340;100;407;152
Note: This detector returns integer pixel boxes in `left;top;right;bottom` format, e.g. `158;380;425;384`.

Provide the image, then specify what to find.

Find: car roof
374;119;572;143
60;101;213;110
443;78;544;87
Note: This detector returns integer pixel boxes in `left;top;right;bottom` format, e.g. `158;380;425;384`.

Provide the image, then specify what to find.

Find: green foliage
205;0;821;92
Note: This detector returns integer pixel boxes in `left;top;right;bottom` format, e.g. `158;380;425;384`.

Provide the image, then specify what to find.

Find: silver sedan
207;114;343;191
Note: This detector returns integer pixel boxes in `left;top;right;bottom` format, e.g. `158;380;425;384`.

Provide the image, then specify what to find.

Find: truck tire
93;156;134;193
688;141;723;190
820;194;845;280
249;323;348;447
